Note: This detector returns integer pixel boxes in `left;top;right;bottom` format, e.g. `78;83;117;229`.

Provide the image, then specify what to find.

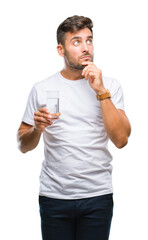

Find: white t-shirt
22;72;124;199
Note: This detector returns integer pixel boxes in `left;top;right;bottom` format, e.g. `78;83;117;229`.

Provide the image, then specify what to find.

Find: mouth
80;55;91;61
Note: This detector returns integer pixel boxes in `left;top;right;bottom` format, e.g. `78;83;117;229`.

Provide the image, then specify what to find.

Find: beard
64;49;94;70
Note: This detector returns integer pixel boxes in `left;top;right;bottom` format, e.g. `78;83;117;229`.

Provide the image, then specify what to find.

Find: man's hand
82;62;106;95
34;108;61;133
17;108;61;153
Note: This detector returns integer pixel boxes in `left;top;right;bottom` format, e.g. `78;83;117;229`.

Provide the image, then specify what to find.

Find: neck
60;65;84;81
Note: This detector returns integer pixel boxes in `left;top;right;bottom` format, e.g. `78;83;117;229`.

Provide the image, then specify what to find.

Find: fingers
81;61;93;77
82;66;98;80
35;110;51;120
34;115;53;125
34;108;61;132
82;62;102;80
37;108;61;119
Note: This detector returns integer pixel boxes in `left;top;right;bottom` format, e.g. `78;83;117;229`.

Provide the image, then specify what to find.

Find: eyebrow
71;36;93;41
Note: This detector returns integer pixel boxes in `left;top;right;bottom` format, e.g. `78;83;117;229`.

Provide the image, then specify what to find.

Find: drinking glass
46;91;59;119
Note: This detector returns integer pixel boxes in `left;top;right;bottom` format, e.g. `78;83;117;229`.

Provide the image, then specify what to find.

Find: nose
81;41;89;52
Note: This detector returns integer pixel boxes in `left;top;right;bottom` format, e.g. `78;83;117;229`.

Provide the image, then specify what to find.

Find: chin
69;63;85;70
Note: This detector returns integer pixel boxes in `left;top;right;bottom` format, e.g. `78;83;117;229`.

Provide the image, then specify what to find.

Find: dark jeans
39;193;113;240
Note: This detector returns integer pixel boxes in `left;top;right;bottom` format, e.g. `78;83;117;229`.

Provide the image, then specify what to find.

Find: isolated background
0;0;148;239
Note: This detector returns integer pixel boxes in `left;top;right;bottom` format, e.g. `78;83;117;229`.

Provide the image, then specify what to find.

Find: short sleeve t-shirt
22;72;124;199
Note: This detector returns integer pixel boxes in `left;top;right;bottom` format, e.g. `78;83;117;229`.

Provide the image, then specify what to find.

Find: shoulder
102;75;121;89
27;72;61;107
33;72;60;91
102;75;123;95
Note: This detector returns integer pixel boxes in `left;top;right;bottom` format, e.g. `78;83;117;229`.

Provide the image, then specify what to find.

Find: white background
0;0;148;239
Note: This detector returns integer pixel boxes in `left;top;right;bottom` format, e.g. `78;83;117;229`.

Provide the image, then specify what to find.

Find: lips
80;55;91;60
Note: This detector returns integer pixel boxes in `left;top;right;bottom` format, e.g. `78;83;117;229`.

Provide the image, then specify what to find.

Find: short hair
57;15;93;46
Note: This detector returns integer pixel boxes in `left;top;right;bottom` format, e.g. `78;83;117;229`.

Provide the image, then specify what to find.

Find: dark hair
57;15;93;45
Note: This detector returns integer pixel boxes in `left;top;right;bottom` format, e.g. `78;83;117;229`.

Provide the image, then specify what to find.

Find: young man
17;15;131;240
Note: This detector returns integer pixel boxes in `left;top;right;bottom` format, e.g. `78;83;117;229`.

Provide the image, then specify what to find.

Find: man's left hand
82;62;106;95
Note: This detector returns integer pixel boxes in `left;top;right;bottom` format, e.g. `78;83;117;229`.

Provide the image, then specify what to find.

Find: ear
57;44;64;57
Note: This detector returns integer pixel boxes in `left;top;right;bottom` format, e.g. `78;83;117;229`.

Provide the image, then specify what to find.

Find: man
17;15;131;240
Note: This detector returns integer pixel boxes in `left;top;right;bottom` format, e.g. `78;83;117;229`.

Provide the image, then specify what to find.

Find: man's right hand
34;108;61;133
17;108;61;153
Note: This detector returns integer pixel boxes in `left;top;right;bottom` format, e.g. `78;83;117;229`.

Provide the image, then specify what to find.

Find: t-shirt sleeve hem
114;104;125;111
22;117;34;126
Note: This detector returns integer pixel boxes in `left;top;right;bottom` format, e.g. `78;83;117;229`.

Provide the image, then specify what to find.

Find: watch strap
96;90;111;101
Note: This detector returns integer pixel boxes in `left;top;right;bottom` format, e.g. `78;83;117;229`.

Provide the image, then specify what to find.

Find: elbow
115;136;128;149
116;126;131;149
17;133;29;154
17;139;29;154
20;148;28;154
18;144;28;154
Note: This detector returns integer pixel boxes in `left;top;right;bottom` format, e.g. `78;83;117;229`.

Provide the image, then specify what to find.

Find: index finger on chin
81;61;92;65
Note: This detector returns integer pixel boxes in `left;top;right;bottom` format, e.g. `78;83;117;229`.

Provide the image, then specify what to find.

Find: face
60;28;94;70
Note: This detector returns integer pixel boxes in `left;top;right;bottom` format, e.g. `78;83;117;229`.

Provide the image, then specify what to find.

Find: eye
86;39;93;45
73;40;80;46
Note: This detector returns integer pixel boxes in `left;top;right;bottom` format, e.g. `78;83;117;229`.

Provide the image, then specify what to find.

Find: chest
58;81;103;128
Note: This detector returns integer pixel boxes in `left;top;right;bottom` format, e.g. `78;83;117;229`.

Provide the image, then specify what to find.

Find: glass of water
46;91;60;119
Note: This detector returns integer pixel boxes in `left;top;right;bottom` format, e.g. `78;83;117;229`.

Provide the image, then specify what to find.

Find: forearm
81;61;131;148
100;99;131;148
17;126;42;153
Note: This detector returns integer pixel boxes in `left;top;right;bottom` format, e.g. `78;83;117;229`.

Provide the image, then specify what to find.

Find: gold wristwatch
96;90;111;101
